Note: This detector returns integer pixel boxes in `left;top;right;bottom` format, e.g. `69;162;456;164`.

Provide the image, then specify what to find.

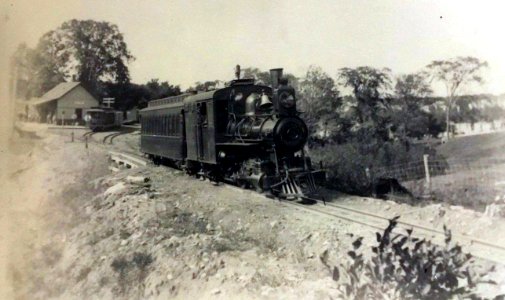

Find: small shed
28;82;99;124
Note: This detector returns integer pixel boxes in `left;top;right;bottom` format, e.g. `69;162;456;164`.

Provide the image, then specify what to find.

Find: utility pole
103;97;115;108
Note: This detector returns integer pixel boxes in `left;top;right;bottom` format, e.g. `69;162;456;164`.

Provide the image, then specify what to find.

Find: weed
111;256;131;294
157;209;209;236
333;217;500;299
111;252;154;297
132;252;153;272
119;229;131;240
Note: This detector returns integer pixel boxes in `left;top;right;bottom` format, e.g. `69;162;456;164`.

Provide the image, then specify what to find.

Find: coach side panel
140;106;186;160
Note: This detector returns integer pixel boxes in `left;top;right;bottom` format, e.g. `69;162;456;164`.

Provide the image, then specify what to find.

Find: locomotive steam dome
273;117;308;152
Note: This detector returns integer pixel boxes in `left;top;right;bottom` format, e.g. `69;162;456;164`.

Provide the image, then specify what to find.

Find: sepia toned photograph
1;1;504;299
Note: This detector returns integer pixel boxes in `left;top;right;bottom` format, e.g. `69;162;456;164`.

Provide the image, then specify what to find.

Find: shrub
111;252;154;295
111;256;131;294
333;217;499;299
311;141;427;195
132;252;153;272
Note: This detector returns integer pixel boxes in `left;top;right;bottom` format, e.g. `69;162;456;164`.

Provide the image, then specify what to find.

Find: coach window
165;115;168;135
167;115;171;135
198;102;208;128
163;116;167;136
159;116;162;135
169;115;173;135
172;115;176;135
169;115;172;135
167;116;171;135
175;115;179;135
167;115;172;136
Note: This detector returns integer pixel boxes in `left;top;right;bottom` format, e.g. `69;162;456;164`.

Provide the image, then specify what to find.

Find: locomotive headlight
279;92;295;108
218;151;226;158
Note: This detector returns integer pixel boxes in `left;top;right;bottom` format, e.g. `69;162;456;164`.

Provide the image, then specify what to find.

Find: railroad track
287;199;505;263
108;151;505;264
82;131;96;139
103;127;139;144
102;131;123;144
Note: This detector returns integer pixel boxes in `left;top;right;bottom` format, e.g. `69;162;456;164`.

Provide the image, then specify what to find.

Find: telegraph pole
103;97;115;108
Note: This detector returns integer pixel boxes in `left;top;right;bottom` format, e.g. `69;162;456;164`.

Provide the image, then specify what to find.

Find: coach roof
183;90;216;105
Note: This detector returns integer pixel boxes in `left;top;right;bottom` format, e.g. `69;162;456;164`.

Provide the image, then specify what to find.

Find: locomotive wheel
152;156;161;166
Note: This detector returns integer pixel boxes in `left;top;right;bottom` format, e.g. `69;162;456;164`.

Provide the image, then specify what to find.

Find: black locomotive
140;67;325;199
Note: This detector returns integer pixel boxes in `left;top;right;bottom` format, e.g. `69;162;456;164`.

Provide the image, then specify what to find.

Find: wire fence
368;155;505;210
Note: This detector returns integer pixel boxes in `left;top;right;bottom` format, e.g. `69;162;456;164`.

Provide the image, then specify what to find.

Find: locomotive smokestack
235;64;241;79
270;68;283;89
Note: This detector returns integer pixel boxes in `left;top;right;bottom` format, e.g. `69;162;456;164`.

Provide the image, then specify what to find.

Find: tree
145;79;181;99
242;67;299;90
338;66;393;143
242;67;271;85
10;43;36;99
101;79;181;110
395;72;432;108
426;56;487;138
189;80;223;92
29;19;133;96
393;72;434;139
298;66;340;141
10;42;65;99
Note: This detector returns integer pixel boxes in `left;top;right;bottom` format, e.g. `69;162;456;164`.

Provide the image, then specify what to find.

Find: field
402;131;505;211
436;131;505;163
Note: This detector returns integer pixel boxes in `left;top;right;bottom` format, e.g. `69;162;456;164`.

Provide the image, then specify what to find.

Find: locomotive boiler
140;67;325;199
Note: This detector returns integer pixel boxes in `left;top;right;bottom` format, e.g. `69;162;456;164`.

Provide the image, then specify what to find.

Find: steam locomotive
140;67;325;199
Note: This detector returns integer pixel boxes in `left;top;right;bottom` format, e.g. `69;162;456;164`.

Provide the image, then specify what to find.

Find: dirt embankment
0;134;109;299
2;132;505;299
1;133;364;299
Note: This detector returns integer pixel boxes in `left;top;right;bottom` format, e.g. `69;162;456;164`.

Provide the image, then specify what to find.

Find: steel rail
317;200;505;252
286;198;505;264
107;150;505;264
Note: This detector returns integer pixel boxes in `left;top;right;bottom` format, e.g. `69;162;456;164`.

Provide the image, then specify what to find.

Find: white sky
1;0;505;95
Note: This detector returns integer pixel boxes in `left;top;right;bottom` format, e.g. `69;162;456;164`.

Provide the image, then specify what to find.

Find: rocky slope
2;130;505;299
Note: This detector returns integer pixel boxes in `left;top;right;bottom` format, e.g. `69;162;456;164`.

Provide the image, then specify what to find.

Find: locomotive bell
258;93;273;110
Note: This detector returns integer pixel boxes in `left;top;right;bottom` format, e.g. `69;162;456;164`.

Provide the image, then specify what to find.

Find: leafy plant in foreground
333;217;500;299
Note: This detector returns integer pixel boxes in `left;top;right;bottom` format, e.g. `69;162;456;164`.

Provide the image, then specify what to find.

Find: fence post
423;154;431;198
365;167;373;196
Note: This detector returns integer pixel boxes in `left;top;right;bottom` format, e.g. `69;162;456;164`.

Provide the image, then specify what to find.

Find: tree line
11;19;499;146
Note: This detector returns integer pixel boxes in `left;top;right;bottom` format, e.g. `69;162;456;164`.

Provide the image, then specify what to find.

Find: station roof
27;82;81;105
